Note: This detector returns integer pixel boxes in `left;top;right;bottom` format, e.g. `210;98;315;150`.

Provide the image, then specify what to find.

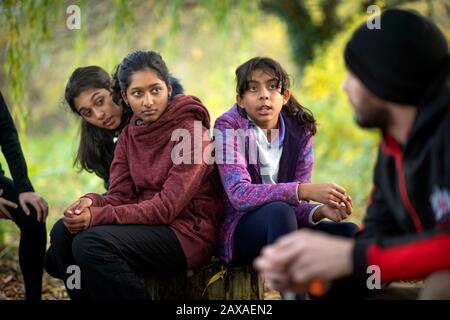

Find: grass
0;124;104;239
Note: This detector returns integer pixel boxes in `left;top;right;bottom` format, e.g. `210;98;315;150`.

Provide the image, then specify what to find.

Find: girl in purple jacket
214;57;357;265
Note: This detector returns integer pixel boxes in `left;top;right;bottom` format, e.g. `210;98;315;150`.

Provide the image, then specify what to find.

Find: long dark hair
111;50;171;107
65;65;123;181
65;63;184;183
235;57;317;135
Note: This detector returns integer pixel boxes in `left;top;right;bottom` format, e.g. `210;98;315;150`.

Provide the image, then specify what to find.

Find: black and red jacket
353;76;450;283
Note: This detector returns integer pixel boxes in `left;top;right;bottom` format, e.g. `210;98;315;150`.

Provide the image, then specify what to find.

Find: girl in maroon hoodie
54;51;223;300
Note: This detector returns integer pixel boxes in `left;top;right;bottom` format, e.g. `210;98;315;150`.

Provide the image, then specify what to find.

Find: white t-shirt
248;113;321;225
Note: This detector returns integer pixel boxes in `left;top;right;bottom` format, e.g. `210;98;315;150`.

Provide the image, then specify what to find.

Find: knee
419;270;450;300
255;202;298;237
261;201;296;224
72;228;112;267
44;220;71;277
260;202;297;243
313;221;359;238
50;219;67;236
48;219;70;249
339;222;359;237
17;204;46;233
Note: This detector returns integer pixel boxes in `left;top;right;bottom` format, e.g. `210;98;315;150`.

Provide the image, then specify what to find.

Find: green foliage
298;16;380;221
0;1;285;244
262;0;448;73
1;0;65;136
0;0;449;244
0;124;105;235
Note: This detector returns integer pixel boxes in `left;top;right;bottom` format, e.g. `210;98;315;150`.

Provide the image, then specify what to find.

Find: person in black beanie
0;91;48;300
254;8;450;299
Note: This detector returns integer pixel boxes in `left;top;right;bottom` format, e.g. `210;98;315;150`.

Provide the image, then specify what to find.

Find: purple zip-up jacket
214;104;319;262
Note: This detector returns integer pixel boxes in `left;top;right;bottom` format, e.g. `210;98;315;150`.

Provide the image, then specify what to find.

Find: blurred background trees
0;0;449;245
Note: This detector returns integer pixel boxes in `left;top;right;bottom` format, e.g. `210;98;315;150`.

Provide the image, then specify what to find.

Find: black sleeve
352;166;399;283
0;91;34;193
354;204;450;283
352;150;450;283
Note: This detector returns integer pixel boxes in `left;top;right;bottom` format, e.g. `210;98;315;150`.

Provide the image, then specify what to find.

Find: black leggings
45;219;187;300
0;174;46;300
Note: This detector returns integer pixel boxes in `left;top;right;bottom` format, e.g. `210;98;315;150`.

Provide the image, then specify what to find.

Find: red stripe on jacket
367;233;450;282
380;134;424;232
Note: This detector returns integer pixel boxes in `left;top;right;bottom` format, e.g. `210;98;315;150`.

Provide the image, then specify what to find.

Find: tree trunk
145;260;264;300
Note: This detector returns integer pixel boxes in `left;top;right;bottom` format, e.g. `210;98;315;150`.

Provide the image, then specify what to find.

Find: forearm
0;105;34;193
89;197;174;226
294;202;322;226
83;191;136;207
222;174;299;212
353;229;450;282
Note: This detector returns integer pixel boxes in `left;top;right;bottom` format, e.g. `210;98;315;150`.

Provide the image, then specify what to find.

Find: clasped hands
63;197;93;234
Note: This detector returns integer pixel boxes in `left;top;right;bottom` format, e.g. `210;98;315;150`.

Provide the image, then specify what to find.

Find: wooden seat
145;258;264;300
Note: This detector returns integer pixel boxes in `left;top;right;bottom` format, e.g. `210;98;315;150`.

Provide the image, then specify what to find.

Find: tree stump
145;259;264;300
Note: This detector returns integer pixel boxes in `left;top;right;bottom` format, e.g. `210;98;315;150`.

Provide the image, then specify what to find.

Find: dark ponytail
283;95;317;135
235;57;317;135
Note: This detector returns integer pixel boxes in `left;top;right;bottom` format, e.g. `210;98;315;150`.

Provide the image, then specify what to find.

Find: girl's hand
313;197;352;223
64;197;93;216
63;197;93;233
18;191;49;222
63;207;92;234
298;183;348;208
0;190;17;220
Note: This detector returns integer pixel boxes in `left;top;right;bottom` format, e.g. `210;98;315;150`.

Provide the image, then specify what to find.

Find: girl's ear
236;94;244;108
167;84;173;98
121;91;128;105
282;89;291;105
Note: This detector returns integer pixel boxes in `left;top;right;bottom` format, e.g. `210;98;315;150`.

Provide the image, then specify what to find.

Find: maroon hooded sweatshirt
83;94;223;269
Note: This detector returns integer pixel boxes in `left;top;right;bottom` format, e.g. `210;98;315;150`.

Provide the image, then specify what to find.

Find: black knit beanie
344;9;449;105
